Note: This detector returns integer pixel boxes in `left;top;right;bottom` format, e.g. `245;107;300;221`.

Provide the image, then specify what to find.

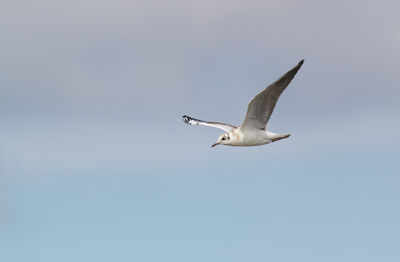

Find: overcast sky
1;0;399;261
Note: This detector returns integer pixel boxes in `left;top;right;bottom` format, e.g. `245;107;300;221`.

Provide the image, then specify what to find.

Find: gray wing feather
240;60;304;130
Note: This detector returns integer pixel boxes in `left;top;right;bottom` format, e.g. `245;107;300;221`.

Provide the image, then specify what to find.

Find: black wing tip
298;59;304;66
182;115;191;124
182;115;198;125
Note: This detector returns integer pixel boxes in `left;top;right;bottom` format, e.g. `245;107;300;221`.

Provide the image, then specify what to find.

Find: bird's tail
271;134;290;142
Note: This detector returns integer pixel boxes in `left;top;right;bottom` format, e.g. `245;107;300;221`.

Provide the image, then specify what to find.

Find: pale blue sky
1;0;399;261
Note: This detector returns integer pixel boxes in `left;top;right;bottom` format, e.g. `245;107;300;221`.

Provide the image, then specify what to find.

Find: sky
1;0;399;261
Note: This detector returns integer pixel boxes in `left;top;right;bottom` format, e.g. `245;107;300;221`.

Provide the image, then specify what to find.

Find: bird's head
211;133;231;147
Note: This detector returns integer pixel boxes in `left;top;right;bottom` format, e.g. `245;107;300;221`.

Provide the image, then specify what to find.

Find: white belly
229;129;272;146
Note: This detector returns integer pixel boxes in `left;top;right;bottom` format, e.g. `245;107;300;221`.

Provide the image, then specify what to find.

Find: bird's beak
211;142;220;147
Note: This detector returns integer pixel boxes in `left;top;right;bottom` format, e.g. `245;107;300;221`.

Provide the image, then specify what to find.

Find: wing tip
298;59;304;66
182;115;197;125
182;115;190;124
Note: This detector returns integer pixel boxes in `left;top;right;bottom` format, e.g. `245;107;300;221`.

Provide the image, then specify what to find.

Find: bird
183;59;304;147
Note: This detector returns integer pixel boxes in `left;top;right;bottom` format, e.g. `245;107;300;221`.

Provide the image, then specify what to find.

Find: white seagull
183;59;304;147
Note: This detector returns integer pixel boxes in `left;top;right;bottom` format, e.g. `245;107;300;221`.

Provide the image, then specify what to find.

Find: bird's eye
221;137;225;140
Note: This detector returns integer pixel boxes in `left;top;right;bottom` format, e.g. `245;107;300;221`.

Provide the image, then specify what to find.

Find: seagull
183;59;304;147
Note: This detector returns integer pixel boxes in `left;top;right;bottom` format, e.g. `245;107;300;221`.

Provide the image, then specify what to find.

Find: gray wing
183;115;237;132
240;59;304;130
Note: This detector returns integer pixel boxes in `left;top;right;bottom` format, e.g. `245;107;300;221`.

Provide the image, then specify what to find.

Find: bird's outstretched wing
240;59;304;130
182;115;237;132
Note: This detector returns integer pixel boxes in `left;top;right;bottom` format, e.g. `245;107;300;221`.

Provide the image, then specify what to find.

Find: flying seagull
183;59;304;147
